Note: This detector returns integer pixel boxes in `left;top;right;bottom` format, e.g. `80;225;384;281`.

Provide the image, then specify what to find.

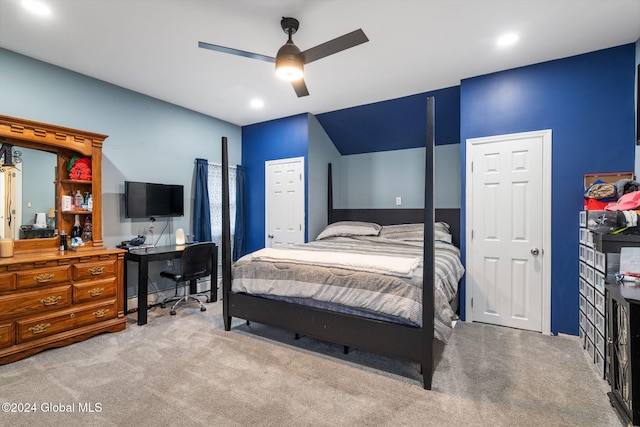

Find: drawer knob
88;287;105;297
28;323;51;335
34;273;55;283
40;295;62;306
88;267;105;276
93;308;109;318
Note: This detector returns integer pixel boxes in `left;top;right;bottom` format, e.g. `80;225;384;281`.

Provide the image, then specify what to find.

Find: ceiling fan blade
198;41;275;63
301;29;369;64
292;79;309;97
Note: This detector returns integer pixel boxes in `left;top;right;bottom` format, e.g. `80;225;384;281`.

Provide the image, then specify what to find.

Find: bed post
327;163;333;224
221;136;232;331
422;97;436;389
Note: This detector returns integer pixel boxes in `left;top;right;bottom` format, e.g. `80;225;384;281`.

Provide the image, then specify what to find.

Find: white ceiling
1;0;639;127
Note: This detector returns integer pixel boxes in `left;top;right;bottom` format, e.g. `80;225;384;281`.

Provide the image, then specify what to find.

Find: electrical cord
152;220;169;247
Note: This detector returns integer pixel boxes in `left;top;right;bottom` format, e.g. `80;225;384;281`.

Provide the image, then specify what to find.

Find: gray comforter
232;231;464;343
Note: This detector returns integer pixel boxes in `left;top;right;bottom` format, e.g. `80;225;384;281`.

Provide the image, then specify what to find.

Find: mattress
231;222;465;343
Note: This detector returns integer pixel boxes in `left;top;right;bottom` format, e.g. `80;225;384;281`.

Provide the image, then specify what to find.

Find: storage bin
595;250;606;272
595;330;605;355
586;300;595;319
579;294;587;312
580;228;595;247
585;335;595;359
580;261;595;285
594;270;605;294
594;290;605;314
579;277;588;296
595;348;605;377
579;245;595;266
595;310;605;334
586;319;595;341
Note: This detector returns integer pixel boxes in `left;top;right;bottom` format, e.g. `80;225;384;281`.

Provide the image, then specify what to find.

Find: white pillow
434;222;452;242
379;222;452;243
316;221;382;240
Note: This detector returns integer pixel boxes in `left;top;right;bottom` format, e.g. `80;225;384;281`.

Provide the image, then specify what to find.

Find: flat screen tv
124;181;184;219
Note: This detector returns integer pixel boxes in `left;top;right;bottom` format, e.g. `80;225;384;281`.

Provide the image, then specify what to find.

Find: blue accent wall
316;86;460;154
460;44;637;335
242;114;309;253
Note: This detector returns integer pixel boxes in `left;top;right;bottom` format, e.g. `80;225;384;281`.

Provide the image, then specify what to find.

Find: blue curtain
233;165;246;261
193;158;212;243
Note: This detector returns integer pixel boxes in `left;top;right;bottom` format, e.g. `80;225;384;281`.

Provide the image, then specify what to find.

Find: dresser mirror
0;114;106;253
0;145;57;241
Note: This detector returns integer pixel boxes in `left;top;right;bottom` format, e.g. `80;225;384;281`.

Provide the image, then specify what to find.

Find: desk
124;244;218;325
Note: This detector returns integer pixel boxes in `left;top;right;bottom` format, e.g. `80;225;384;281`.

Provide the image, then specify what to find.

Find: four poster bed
220;98;464;389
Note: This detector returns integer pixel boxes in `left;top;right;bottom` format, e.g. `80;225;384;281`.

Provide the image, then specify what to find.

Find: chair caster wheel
160;303;166;308
200;307;206;312
170;310;176;315
206;298;210;303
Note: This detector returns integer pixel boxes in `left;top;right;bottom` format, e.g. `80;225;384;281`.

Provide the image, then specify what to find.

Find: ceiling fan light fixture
275;42;304;81
276;64;304;81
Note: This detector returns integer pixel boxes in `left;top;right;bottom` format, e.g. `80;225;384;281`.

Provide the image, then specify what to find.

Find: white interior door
466;130;551;333
265;157;305;248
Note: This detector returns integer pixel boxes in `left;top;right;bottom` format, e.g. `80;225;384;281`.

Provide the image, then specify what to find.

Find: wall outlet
395;196;402;206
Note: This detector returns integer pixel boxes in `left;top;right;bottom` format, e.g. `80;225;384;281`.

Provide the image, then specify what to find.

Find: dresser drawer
73;277;117;304
16;265;71;290
579;245;595;265
0;272;15;292
0;322;13;349
73;260;116;281
0;285;72;320
16;300;117;344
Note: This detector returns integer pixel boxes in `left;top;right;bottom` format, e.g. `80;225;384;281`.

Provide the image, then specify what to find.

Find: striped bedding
231;224;465;343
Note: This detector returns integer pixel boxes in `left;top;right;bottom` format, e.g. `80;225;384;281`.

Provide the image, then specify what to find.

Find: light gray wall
0;48;242;298
0;48;241;246
307;114;342;240
338;145;461;209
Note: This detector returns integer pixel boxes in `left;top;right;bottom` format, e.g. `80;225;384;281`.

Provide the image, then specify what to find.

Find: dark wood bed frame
221;97;460;389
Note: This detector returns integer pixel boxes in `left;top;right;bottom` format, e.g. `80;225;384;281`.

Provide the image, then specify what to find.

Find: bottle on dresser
71;215;82;238
74;190;84;209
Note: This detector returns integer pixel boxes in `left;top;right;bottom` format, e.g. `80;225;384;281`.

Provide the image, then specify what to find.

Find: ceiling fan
198;17;369;97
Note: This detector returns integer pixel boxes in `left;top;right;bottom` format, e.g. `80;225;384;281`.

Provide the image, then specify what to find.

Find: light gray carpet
0;299;620;426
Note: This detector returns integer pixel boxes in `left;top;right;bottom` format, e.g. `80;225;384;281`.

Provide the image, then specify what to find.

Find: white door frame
265;157;305;247
465;129;552;335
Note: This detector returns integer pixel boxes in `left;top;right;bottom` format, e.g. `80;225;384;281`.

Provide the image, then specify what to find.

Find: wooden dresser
0;248;126;363
0;115;126;364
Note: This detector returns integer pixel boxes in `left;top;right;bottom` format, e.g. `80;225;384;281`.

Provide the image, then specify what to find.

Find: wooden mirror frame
0;115;106;253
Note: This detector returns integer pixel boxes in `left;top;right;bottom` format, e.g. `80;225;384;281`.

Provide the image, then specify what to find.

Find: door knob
268;234;274;239
531;248;540;256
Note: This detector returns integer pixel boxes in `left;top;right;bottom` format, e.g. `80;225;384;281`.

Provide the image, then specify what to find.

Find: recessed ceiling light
497;33;519;48
22;0;51;16
250;99;264;109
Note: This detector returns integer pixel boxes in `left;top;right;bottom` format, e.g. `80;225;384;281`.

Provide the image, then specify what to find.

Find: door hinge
299;224;302;231
471;298;474;308
471;161;473;173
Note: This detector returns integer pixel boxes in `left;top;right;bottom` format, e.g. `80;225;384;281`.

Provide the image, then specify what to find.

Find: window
207;162;236;271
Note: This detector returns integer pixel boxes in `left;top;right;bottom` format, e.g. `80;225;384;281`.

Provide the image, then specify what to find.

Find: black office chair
160;242;215;315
